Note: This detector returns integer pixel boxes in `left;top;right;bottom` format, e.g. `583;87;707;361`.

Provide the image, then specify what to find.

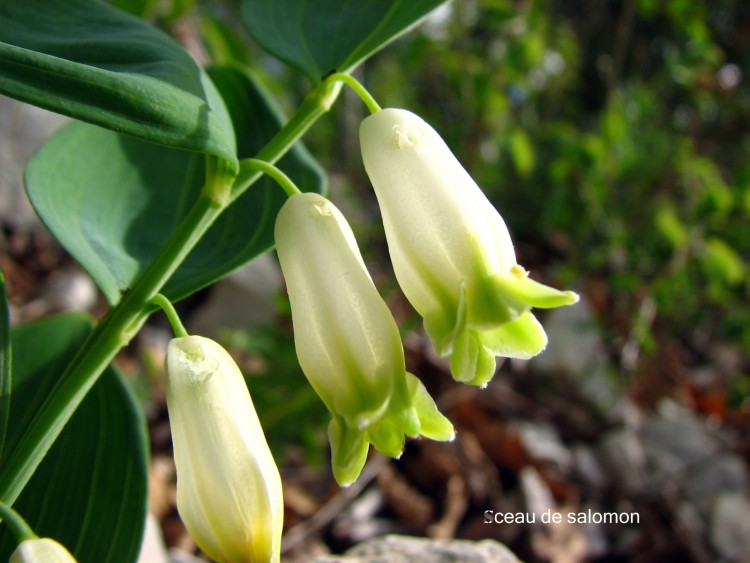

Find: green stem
326;72;381;114
151;294;188;338
242;159;301;197
0;191;221;506
229;78;342;200
0;501;36;542
0;78;343;507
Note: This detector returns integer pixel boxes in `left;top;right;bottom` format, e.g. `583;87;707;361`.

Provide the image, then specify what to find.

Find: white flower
10;538;76;563
275;192;453;486
360;108;579;386
167;335;283;563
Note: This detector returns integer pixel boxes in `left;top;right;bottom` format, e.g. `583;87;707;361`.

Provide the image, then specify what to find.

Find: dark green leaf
166;65;327;301
201;16;255;67
25;65;325;305
110;0;156;18
0;270;9;461
0;314;148;563
0;0;237;168
26;124;202;304
241;0;449;81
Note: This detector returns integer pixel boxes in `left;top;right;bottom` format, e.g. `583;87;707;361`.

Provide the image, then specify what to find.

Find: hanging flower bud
10;538;76;563
166;335;283;563
275;192;454;486
360;108;579;387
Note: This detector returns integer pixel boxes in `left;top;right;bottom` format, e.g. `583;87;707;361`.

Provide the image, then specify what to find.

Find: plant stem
0;501;36;542
151;294;188;338
0;78;343;507
326;73;381;114
229;78;342;200
242;159;301;197
0;192;221;506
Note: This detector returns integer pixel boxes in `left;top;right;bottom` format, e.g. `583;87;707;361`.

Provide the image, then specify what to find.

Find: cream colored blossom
10;538;76;563
275;192;454;486
360;108;579;386
167;335;282;563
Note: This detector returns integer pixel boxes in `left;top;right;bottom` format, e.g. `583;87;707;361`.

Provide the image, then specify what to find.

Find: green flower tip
328;373;454;487
447;268;577;386
491;264;579;310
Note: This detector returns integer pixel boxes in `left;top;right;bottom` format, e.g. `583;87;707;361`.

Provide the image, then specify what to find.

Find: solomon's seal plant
0;2;580;560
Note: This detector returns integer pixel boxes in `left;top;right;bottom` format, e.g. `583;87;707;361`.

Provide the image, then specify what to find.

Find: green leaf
703;237;746;287
0;314;148;563
654;204;689;249
173;67;326;301
241;0;450;81
25;125;197;304
110;0;157;18
0;0;237;169
0;270;10;461
201;16;255;67
26;65;325;305
509;128;535;178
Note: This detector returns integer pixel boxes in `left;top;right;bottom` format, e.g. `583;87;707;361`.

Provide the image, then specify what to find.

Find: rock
676;501;705;540
187;254;283;337
12;267;99;323
330;489;403;544
639;400;747;516
166;549;205;563
511;421;571;472
684;455;748;512
532;299;621;413
136;513;170;563
0;96;68;230
571;444;609;494
640;400;721;476
520;466;556;526
709;493;750;561
312;534;521;563
597;428;648;494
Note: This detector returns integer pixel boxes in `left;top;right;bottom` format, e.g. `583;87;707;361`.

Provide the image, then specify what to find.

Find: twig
428;475;468;539
281;454;389;553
